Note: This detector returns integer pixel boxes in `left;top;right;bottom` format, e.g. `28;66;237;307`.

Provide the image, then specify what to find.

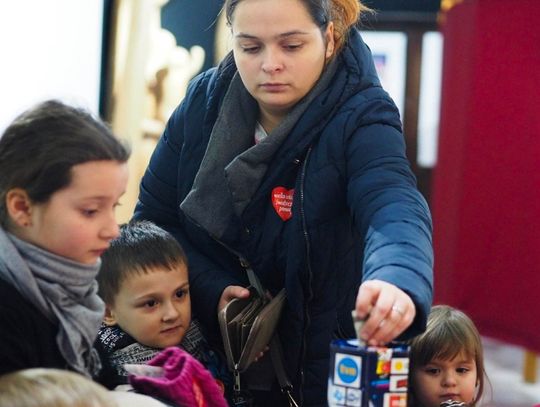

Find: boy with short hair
95;220;229;392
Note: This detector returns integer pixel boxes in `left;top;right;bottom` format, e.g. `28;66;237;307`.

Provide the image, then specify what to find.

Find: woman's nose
261;49;283;73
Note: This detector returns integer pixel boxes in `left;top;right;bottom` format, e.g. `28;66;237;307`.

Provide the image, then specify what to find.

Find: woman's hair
223;0;371;54
0;99;130;228
97;220;188;305
0;368;117;407
408;305;487;406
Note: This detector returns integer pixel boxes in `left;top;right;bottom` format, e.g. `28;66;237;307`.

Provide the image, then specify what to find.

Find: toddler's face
15;160;128;264
106;264;191;349
411;352;478;407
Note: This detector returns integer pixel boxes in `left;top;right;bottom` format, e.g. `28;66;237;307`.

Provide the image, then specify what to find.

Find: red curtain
431;0;540;353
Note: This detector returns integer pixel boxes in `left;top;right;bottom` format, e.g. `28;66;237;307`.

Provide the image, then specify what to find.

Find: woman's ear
5;188;33;227
103;306;118;326
325;22;335;59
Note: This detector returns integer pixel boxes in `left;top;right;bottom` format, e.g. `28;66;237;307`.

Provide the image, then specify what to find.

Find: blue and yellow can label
334;353;362;388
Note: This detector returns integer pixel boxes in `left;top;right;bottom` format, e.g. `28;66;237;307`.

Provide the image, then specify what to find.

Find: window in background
360;31;408;118
0;0;105;134
417;31;443;168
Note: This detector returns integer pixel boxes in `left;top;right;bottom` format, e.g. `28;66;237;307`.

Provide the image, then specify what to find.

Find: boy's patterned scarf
97;319;212;383
0;227;103;377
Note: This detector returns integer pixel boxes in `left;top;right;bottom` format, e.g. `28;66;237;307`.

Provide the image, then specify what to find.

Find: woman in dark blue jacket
134;0;433;405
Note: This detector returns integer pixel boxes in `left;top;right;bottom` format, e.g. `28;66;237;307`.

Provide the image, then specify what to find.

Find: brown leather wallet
218;288;286;372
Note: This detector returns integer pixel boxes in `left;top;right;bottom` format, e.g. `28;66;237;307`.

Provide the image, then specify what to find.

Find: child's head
0;100;130;264
408;305;486;407
0;368;117;407
97;220;191;349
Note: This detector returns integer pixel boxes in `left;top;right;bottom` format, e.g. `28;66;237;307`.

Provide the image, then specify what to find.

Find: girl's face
14;160;128;264
105;265;191;349
231;0;334;128
412;352;478;407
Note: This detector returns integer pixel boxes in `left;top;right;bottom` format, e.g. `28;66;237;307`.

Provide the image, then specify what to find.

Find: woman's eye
242;46;260;54
284;43;301;51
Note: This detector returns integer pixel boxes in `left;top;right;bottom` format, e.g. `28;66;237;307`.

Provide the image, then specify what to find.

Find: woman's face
231;0;334;126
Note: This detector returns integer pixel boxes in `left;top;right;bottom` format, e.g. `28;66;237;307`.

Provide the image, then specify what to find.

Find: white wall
0;0;104;134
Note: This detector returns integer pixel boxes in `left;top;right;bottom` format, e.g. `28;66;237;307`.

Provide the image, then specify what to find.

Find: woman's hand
354;280;415;346
217;285;251;312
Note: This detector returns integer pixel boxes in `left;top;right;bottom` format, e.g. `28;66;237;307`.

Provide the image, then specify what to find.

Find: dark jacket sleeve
133;73;239;336
345;97;433;337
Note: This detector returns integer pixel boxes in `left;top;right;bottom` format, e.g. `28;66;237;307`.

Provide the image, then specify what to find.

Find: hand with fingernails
354;280;415;346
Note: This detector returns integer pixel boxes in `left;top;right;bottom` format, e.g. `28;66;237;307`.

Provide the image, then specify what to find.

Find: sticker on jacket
271;187;294;221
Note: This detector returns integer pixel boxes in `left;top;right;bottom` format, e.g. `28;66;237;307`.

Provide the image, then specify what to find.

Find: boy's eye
144;299;157;308
175;289;188;299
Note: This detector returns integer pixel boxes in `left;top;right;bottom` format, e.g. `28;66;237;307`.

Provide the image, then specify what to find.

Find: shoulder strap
243;259;299;406
270;336;299;407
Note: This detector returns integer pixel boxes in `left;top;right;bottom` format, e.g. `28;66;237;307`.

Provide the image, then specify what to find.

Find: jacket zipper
298;146;313;406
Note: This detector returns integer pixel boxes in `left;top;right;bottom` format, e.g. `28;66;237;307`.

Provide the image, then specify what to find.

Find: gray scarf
0;227;104;377
180;59;337;240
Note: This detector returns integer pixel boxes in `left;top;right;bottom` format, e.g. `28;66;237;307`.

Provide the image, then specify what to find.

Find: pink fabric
129;347;228;407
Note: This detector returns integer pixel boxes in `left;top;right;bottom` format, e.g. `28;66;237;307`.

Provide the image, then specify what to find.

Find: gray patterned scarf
0;227;104;377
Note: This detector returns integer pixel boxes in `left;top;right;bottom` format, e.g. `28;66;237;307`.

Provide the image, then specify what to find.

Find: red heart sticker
271;187;294;221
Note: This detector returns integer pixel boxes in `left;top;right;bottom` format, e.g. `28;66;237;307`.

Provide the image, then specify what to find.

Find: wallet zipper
233;364;241;392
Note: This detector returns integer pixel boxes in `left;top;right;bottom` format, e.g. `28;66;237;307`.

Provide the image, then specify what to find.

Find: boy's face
105;263;191;349
411;352;478;407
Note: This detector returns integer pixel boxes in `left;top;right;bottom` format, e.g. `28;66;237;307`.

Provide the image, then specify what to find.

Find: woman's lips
260;83;288;92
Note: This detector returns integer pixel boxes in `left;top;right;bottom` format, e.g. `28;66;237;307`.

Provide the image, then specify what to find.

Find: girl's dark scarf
0;227;103;377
